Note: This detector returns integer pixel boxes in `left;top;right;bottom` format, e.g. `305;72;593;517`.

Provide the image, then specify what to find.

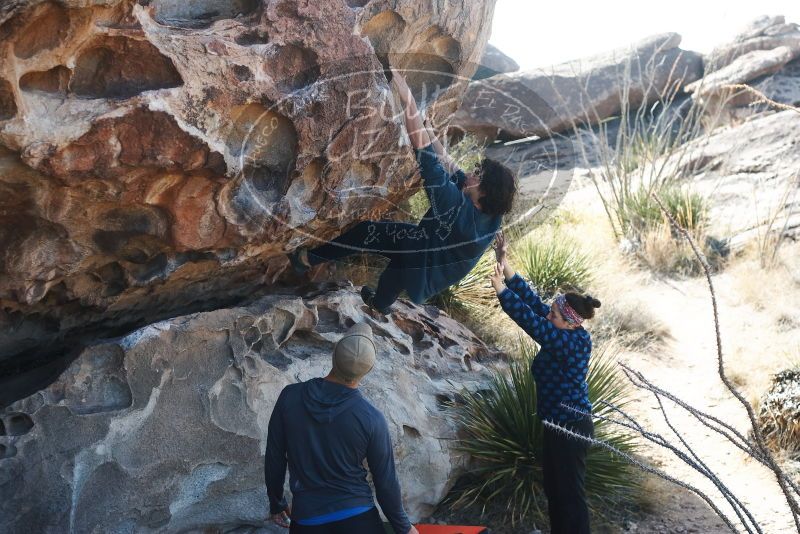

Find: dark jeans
308;221;425;310
289;507;385;534
541;415;593;534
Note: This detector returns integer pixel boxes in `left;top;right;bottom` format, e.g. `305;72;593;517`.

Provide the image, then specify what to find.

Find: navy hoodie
398;144;501;304
264;378;411;533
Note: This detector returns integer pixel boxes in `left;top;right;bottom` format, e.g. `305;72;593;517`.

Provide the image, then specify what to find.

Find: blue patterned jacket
497;273;593;423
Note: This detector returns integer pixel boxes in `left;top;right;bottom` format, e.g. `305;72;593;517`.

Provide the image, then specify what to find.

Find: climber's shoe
361;286;391;315
288;248;311;274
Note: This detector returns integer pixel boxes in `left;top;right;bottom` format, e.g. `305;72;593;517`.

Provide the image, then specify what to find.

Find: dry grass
729;241;800;313
551;201;673;351
638;223;716;276
591;298;671;351
718;239;800;402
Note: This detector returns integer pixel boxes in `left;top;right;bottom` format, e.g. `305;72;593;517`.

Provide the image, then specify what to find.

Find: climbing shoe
361;286;391;315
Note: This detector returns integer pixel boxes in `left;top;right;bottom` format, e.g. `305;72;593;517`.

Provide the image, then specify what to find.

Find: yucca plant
621;186;708;239
449;339;639;525
429;251;496;316
513;232;593;298
660;188;708;235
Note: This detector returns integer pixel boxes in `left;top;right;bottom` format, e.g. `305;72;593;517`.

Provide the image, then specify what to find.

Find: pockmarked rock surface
451;33;703;141
0;286;505;533
0;0;498;363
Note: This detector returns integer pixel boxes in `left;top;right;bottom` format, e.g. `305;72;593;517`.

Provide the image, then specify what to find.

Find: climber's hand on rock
391;67;411;100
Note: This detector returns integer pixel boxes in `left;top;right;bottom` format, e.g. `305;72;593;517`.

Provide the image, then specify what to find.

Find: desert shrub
756;368;800;460
591;298;670;351
622;187;708;238
450;339;639;525
616;186;720;276
429;251;497;318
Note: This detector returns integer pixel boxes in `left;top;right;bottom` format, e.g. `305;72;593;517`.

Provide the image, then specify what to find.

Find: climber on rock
264;322;418;534
288;67;517;314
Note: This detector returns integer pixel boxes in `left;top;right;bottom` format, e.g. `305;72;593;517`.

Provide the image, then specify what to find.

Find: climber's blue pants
307;221;421;310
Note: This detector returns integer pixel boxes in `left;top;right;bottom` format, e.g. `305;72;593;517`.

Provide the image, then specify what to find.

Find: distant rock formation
473;43;520;80
686;16;800;112
0;0;496;365
451;33;703;141
0;286;506;533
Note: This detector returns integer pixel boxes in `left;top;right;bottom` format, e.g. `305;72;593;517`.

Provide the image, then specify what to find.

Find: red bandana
555;294;583;326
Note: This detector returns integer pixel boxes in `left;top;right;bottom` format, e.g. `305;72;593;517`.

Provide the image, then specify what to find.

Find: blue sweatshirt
497;273;593;424
264;378;411;533
396;144;500;304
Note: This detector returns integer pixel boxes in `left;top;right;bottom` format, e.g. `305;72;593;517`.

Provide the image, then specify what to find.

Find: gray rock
688;16;800;113
750;57;800;107
658;108;800;248
685;47;796;98
705;16;800;72
451;33;703;141
473;43;520;80
0;288;505;533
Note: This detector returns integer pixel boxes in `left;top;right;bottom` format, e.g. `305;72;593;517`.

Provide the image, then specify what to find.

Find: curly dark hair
476;157;516;216
565;293;602;320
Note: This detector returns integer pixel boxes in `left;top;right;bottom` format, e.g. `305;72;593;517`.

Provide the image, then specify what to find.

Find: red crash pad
415;526;489;534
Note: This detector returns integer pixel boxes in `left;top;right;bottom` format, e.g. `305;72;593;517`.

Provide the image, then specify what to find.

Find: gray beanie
332;322;376;382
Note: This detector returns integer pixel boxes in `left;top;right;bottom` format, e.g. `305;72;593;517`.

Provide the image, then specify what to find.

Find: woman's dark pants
541;415;594;534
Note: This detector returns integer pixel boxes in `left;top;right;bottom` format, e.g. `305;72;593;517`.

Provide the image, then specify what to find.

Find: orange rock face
0;0;496;363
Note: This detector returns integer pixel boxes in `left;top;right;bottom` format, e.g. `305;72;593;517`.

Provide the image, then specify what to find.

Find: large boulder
450;33;703;141
656;108;800;249
685;46;796;100
0;0;497;363
704;16;800;72
687;16;800;111
0;286;505;533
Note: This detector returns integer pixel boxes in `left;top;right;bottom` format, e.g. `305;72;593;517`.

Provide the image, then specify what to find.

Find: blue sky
490;0;800;70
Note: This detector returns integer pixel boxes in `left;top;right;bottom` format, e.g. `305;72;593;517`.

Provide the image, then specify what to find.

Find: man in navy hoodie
264;322;418;534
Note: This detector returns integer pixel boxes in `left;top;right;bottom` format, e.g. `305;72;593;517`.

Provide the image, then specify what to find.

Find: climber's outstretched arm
423;118;460;176
391;68;432;150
